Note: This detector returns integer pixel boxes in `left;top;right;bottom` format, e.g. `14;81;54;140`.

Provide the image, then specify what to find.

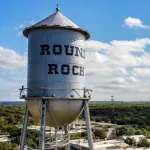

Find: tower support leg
38;99;47;150
64;125;70;150
55;128;58;150
84;100;94;150
20;103;29;150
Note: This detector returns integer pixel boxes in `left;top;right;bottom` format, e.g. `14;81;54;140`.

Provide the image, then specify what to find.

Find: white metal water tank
23;7;91;127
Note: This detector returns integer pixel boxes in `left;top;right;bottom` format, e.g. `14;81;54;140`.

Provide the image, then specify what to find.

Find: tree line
89;103;150;126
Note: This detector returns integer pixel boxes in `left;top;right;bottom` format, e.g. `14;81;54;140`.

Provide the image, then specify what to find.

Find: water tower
19;5;94;150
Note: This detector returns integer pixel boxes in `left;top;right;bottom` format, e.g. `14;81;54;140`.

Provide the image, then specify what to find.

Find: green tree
116;126;134;136
0;142;18;150
137;138;150;148
134;130;143;135
94;129;106;139
124;137;136;146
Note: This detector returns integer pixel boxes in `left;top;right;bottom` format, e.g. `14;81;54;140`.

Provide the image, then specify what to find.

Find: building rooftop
0;135;11;142
70;139;129;150
114;148;150;150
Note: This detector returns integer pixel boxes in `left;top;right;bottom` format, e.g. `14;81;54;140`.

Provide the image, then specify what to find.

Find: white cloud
86;52;109;64
85;38;150;101
18;24;25;29
30;20;36;25
124;17;150;29
86;38;150;67
1;38;150;101
0;46;27;101
132;67;150;76
110;76;138;85
0;46;27;69
15;20;35;36
0;76;26;101
112;68;128;75
85;40;110;52
15;24;25;32
17;31;22;36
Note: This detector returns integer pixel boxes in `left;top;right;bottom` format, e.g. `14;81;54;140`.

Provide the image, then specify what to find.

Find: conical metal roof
23;7;90;39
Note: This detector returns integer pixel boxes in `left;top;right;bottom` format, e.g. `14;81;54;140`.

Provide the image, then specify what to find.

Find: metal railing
19;86;92;100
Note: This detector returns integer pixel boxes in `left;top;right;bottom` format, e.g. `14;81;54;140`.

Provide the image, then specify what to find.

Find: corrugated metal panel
35;11;79;28
23;9;90;39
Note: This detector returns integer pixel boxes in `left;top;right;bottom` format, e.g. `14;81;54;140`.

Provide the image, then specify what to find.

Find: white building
122;135;145;142
70;139;129;150
0;135;11;142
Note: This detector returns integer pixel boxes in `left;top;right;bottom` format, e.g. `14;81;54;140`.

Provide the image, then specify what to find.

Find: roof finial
56;4;60;12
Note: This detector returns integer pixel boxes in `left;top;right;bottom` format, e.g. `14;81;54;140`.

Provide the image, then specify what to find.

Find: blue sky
1;0;150;52
1;0;150;101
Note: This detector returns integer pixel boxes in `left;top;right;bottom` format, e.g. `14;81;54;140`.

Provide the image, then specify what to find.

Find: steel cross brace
20;104;29;150
38;99;47;150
